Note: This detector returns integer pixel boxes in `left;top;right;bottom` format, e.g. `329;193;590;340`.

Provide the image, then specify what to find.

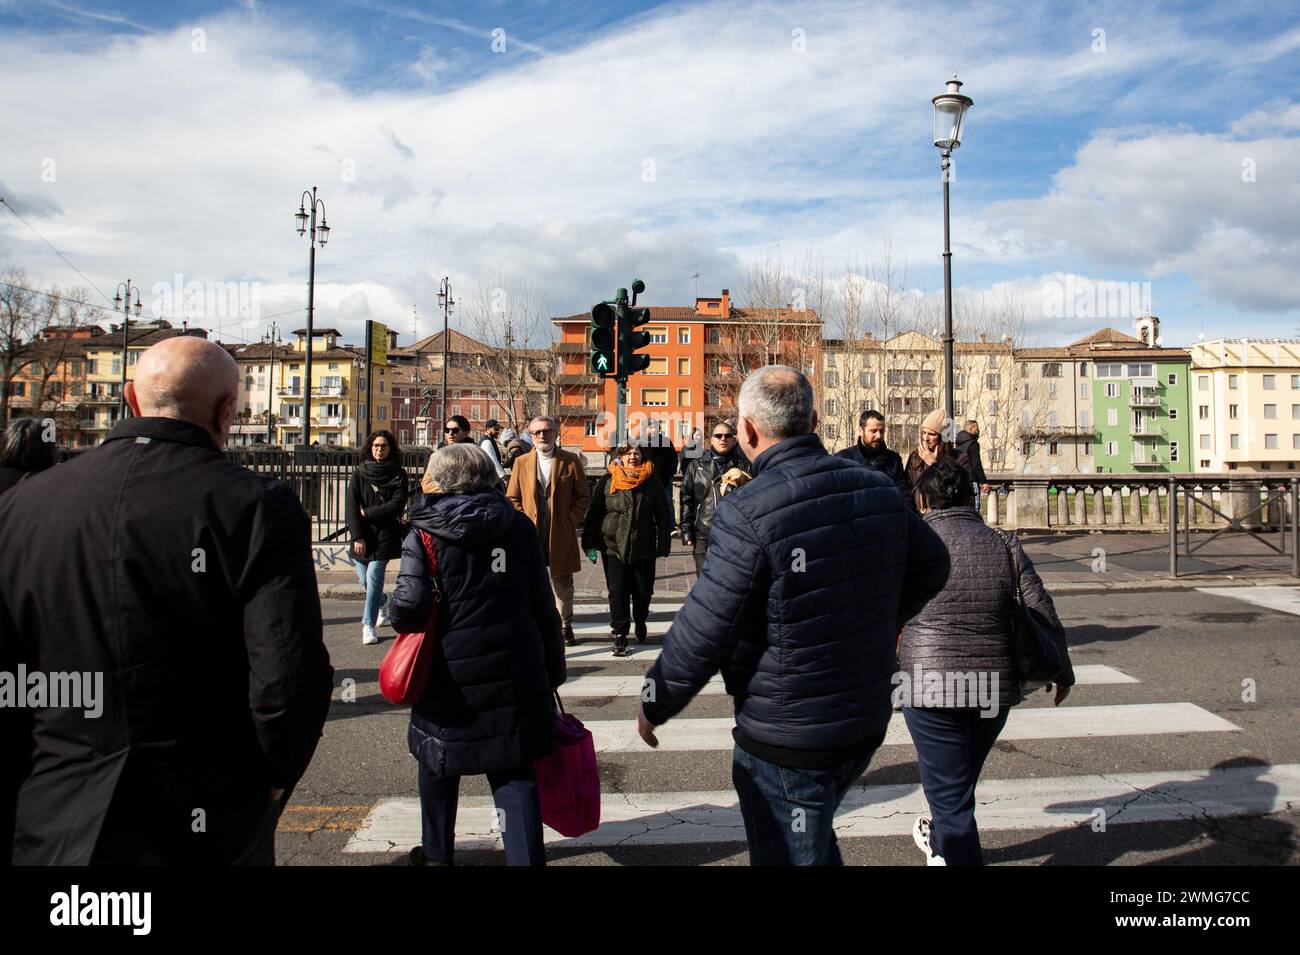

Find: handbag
532;692;600;838
994;529;1065;687
378;529;441;705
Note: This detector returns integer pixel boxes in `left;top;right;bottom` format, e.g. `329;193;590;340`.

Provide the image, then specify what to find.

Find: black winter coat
581;473;671;563
953;430;987;484
899;507;1074;708
345;466;409;561
390;489;566;778
0;417;333;864
678;448;751;543
834;440;911;505
643;434;951;764
643;441;678;487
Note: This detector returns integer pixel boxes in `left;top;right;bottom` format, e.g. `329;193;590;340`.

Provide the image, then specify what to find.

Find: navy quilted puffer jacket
642;434;951;756
389;489;566;778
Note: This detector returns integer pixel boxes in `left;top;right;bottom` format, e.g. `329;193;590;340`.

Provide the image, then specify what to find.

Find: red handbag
378;529;441;705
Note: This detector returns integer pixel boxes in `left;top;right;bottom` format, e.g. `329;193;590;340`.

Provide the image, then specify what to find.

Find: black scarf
359;458;405;495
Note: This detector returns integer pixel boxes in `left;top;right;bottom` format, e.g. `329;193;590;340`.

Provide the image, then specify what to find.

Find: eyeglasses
372;443;390;449
712;433;735;439
531;428;554;436
444;427;462;434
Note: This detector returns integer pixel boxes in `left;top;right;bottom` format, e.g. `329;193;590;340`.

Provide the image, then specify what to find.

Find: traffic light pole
616;378;627;449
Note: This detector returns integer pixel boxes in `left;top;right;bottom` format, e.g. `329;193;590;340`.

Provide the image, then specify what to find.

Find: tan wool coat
506;447;591;576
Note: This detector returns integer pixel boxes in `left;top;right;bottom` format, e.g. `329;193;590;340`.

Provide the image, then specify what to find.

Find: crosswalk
342;600;1296;860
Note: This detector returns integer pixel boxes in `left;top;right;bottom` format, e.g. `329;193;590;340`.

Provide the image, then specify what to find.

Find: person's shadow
986;757;1293;865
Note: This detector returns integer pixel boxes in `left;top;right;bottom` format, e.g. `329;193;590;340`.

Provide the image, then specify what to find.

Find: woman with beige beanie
904;409;971;506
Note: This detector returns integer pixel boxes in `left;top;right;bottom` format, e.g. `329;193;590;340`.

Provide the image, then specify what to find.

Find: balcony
557;342;586;354
1130;425;1159;439
319;416;344;428
1130;452;1163;467
1019;425;1095;439
1129;389;1161;408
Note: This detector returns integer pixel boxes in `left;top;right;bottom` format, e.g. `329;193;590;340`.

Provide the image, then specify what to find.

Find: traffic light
590;301;615;376
618;302;652;375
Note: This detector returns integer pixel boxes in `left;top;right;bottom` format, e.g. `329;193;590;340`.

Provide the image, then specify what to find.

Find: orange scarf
608;459;654;494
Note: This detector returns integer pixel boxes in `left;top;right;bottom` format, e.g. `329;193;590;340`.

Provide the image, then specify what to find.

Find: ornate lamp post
294;187;330;447
932;74;973;431
113;280;142;422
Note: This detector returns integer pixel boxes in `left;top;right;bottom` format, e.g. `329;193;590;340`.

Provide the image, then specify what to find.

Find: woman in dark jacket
0;417;57;496
899;457;1074;866
903;409;970;506
582;442;670;656
389;443;566;866
345;429;409;645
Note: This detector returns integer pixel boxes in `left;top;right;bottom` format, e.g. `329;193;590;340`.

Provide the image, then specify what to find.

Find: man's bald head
126;337;240;444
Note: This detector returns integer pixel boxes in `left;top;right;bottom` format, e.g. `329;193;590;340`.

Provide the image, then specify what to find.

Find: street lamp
437;276;455;443
264;321;282;445
932;73;972;433
113;280;143;422
294;187;330;448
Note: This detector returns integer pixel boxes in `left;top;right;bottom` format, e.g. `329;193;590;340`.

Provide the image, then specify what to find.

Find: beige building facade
1189;339;1300;473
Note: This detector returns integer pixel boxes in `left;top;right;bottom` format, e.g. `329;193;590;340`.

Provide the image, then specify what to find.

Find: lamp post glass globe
295;206;309;235
932;73;973;150
316;220;329;247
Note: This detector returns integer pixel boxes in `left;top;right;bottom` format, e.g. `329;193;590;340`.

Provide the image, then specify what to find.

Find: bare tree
0;269;44;428
464;277;554;432
26;285;93;421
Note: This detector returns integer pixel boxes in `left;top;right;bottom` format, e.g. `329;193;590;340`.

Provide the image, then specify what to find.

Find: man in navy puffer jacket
638;366;950;865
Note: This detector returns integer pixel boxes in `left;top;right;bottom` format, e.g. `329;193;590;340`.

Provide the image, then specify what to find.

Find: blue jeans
352;557;388;627
731;742;880;866
902;706;1010;865
418;764;545;866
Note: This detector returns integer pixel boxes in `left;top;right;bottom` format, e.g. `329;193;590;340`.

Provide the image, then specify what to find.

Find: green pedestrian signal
590;301;616;376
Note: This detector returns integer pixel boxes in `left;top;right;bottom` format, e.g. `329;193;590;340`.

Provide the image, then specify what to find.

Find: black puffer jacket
345;465;410;561
389;490;566;777
581;473;671;563
834;440;911;506
899;506;1074;708
678;448;751;543
953;430;987;484
644;434;951;761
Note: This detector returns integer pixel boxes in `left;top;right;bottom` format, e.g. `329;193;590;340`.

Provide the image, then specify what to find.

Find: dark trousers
731;743;880;866
691;541;708;578
602;553;655;635
902;706;1010;865
418;764;545;866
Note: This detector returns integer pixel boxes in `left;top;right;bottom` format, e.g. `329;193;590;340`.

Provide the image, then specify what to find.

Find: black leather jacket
679;448;751;544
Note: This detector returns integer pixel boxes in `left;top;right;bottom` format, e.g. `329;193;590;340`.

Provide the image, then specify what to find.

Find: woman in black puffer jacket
388;443;566;867
345;429;409;646
899;457;1075;866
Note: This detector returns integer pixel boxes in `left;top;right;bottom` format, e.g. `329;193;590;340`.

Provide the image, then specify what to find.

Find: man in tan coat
506;416;591;645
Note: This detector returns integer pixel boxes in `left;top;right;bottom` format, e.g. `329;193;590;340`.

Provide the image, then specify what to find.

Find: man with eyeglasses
679;420;751;577
506;417;591;645
442;415;473;447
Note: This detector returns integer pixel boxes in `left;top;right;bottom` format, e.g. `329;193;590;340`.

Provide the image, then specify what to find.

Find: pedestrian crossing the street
340;599;1292;860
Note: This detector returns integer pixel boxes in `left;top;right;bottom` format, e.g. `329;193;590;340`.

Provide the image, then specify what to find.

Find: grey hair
737;365;814;440
528;415;557;433
425;442;499;495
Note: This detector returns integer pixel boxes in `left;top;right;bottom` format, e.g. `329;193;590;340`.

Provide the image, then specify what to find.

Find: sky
1;0;1298;350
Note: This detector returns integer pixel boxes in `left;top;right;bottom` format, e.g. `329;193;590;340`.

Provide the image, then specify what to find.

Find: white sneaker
362;625;379;645
912;816;946;866
376;600;389;629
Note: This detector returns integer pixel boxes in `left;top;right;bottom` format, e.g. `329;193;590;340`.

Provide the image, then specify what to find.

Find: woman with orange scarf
581;443;672;656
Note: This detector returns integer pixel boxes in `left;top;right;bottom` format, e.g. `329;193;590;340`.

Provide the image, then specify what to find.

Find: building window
678;327;691;344
825;423;838;440
887;370;902;386
860;371;875;388
825;370;839;388
1021;383;1030;400
1107;441;1118;456
1230;434;1240;449
1083;442;1092;456
1047;381;1057;398
1168;407;1178;419
825;398;838;416
1080;409;1091;428
1198;376;1209;391
1263;374;1276;390
1096;363;1123;378
1127;363;1153;378
678;357;690;376
1199;405;1209;419
953;400;964;417
1292;375;1300;388
1228;374;1238;389
111;358;121;375
1107;408;1118;427
988;400;998;416
1048;441;1059;455
1265;434;1278;449
1169;442;1179;462
986;373;1000;389
677;389;690;406
641;389;668;407
1041;363;1062;378
1022;441;1032;456
708;357;721;375
920;369;935;386
1229;404;1238;419
706;327;720;345
1105;382;1119;398
990;447;1002;463
584;420;597;437
1200;433;1210;449
646;357;669;375
1294;435;1300;450
1167;373;1178;387
1200;459;1210;468
1264;404;1277;419
1078;382;1088;399
953;372;966;389
647;327;668;344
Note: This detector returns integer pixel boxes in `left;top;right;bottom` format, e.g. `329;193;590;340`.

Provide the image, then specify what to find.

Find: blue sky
1;0;1298;348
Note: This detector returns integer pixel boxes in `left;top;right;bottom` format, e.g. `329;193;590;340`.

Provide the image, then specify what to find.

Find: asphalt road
276;587;1300;866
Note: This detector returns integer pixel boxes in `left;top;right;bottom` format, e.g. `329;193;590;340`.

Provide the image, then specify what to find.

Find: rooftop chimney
721;288;730;319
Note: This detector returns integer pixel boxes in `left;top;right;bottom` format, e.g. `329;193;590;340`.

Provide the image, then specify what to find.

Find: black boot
564;623;576;646
612;631;629;657
635;621;648;644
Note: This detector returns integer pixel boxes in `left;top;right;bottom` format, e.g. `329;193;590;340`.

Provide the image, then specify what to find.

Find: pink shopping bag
533;694;600;837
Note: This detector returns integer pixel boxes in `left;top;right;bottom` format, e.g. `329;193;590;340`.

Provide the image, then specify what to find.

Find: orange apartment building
553;289;822;465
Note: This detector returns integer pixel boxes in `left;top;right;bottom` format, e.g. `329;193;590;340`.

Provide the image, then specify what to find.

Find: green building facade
1091;357;1192;473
